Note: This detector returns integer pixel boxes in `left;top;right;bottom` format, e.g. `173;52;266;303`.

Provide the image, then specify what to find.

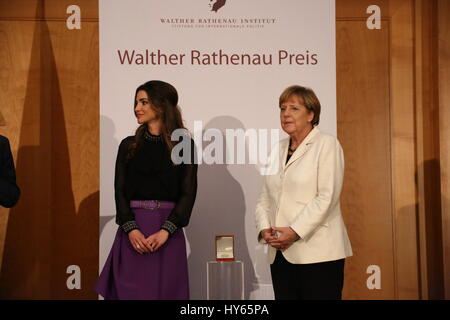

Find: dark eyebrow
135;98;149;102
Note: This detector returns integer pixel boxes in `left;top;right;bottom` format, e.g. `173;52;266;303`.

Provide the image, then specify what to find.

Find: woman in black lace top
96;80;197;300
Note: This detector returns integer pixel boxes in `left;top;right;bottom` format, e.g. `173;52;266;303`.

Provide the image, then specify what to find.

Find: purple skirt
95;201;189;300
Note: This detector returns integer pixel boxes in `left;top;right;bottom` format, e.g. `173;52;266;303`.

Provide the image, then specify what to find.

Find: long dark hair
127;80;186;160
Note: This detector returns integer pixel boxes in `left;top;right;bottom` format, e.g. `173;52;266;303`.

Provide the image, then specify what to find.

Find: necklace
144;130;162;142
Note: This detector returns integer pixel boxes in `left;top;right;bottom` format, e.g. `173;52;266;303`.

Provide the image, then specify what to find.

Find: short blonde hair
279;85;321;126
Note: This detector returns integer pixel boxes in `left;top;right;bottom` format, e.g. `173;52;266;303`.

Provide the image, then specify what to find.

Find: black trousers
270;250;345;300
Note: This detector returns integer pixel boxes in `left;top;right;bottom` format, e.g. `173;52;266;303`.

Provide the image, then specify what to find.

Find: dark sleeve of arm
161;140;198;235
114;137;139;233
0;137;20;208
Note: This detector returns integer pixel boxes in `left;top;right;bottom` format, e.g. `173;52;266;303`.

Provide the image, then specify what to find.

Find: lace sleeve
114;136;139;233
161;139;198;235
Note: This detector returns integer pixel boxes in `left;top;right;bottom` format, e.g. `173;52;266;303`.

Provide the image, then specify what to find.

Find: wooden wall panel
337;0;389;18
389;0;420;299
414;0;444;300
0;0;98;20
0;0;98;299
47;19;99;299
0;19;37;284
0;17;54;298
438;0;450;300
336;0;432;299
337;19;394;299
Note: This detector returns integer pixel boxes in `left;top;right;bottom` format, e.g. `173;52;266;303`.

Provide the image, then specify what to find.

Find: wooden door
337;0;447;299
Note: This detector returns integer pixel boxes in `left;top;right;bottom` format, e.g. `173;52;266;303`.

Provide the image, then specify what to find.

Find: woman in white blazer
255;85;352;300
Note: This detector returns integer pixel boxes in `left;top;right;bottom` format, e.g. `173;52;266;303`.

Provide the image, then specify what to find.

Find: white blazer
255;127;353;264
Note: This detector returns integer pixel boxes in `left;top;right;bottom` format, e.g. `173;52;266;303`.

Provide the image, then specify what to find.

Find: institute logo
159;0;276;29
209;0;226;12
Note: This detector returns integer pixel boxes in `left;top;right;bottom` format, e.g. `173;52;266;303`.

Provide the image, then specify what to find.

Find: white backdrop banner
99;0;336;299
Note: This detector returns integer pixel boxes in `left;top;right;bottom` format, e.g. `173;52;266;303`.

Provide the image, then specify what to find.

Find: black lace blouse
114;131;197;235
